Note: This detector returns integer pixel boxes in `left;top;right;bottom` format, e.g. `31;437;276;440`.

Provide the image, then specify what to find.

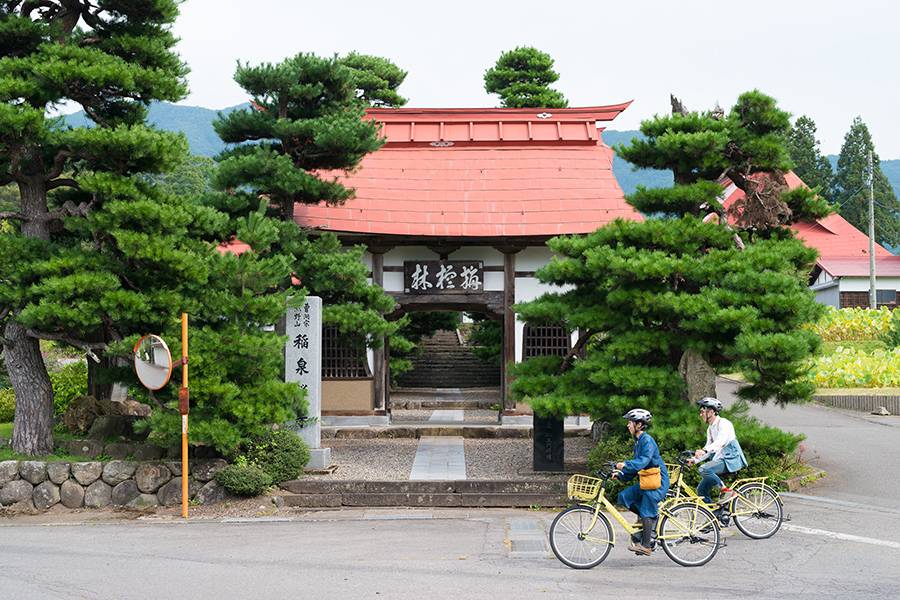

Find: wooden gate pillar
371;250;386;413
501;249;519;411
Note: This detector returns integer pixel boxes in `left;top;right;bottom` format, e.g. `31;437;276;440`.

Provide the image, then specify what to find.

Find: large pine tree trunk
678;349;717;404
6;177;55;455
5;320;55;455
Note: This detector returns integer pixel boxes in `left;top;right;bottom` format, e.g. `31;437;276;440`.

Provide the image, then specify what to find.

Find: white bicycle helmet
697;397;723;412
622;408;652;425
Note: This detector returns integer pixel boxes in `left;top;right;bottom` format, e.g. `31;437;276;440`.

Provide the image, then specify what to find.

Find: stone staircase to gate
395;330;500;389
279;479;567;508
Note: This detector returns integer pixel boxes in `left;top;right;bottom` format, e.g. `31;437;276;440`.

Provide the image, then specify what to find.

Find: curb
782;467;826;492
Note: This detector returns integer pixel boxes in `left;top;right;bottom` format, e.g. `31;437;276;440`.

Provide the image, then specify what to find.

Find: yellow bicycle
549;462;722;568
667;451;784;539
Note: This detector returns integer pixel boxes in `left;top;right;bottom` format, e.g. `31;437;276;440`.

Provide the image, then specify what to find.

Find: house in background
721;171;900;309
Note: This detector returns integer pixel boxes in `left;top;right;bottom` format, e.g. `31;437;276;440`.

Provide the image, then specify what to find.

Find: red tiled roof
817;256;900;277
721;171;897;262
294;104;641;237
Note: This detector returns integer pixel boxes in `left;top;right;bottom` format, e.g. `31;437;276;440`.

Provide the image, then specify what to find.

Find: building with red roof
720;172;900;308
293;103;641;415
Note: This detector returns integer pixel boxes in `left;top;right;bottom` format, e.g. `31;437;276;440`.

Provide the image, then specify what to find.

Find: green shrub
586;401;804;489
50;361;88;416
882;311;900;349
215;461;273;497
0;388;15;422
808;306;894;342
246;429;310;483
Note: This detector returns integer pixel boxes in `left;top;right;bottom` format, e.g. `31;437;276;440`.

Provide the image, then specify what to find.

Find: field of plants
808;307;900;388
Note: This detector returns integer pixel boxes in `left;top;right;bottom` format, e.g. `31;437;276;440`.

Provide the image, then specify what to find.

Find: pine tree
0;1;191;454
832;117;900;248
136;203;307;455
511;91;829;427
340;52;408;108
787;116;833;197
211;53;398;357
484;47;568;109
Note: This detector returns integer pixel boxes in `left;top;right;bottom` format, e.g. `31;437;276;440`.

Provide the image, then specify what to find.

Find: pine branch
25;329;106;362
557;328;596;374
46;178;78;191
46;150;72;180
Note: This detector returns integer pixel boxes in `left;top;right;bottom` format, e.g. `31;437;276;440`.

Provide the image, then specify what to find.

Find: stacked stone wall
0;459;229;512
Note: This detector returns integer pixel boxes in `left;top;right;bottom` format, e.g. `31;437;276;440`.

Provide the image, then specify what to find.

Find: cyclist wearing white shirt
692;397;748;508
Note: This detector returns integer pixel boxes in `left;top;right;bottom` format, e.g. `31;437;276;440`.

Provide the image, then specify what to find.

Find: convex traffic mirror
133;334;173;390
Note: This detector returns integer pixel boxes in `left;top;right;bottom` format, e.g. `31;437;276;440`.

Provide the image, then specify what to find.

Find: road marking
783;524;900;549
781;492;900;516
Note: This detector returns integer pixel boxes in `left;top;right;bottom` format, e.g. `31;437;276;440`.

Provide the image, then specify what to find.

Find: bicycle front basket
567;474;602;501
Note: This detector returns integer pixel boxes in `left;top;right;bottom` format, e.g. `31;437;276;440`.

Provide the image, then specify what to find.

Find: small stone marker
285;296;331;470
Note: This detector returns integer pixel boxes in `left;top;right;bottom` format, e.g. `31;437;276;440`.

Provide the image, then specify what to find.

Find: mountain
61;102;900;198
62;102;247;157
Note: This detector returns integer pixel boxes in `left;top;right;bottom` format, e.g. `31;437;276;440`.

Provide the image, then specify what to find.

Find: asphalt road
717;378;900;509
2;501;899;600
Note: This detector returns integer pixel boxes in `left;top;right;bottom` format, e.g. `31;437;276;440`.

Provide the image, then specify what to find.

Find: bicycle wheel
548;505;614;569
731;483;783;539
658;502;720;567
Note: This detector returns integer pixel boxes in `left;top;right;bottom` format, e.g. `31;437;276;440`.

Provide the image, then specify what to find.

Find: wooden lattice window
839;292;869;309
322;326;371;379
841;291;899;309
523;324;571;359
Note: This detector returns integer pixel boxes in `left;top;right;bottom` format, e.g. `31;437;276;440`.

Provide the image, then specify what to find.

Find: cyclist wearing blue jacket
614;408;670;556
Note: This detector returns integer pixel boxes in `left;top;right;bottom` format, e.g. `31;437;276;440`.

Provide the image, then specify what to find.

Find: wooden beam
371;252;385;411
502;250;517;411
387;291;505;317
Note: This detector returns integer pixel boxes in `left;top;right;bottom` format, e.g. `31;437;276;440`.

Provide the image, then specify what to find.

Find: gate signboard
404;261;483;294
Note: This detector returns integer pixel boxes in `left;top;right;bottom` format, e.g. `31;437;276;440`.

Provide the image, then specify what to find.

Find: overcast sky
172;0;899;157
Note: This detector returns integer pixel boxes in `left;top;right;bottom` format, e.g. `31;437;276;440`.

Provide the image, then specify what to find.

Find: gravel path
307;439;419;480
305;436;596;482
464;437;595;480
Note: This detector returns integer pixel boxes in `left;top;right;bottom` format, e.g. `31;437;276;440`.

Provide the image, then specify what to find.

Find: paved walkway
409;436;467;480
717;378;900;509
428;409;464;422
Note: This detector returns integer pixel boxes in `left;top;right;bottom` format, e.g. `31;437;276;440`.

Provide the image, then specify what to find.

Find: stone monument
285;296;331;470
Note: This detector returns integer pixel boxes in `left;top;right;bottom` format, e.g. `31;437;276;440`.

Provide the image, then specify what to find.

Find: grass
0;447;103;462
820;340;887;354
0;421;11;439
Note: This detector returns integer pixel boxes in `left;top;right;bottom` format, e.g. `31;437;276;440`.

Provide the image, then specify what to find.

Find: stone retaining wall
815;394;900;415
0;459;229;512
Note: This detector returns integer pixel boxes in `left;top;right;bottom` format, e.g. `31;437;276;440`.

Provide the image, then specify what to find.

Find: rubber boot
641;516;658;550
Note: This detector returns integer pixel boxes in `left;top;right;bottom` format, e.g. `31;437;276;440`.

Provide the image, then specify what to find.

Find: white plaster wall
383;246;439;266
513;275;573;363
814;270;833;286
814;285;840;308
383;272;404;292
517;246;556;272
838;277;900;292
449;246;504;266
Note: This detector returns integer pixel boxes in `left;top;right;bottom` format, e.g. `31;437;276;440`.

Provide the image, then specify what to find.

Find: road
1;380;896;599
717;378;900;509
1;502;899;600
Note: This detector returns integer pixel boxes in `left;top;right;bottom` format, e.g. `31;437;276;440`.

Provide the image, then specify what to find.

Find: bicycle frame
667;462;778;518
575;487;713;546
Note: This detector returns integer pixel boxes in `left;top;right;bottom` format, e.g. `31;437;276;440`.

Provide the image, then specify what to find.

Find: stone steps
397;330;499;388
279;479;567;508
322;425;590;439
389;399;498;410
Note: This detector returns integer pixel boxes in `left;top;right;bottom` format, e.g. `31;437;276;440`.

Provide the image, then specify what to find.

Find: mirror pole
180;312;189;519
